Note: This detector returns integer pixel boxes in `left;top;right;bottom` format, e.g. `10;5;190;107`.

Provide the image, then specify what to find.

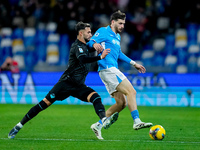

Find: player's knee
43;98;52;106
89;93;102;104
132;88;137;96
39;100;49;110
116;99;126;109
126;87;136;96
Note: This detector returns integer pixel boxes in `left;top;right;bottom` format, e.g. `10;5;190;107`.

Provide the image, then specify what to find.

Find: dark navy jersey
59;39;100;85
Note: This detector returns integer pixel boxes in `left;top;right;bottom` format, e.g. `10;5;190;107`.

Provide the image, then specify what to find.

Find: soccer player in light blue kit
88;10;153;140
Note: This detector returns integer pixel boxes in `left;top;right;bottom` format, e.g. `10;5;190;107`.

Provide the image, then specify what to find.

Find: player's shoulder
96;26;108;33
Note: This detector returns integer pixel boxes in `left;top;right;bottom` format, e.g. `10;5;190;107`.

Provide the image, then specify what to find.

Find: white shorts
99;67;126;95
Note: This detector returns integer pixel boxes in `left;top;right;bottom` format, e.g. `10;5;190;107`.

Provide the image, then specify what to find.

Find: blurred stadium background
0;0;200;106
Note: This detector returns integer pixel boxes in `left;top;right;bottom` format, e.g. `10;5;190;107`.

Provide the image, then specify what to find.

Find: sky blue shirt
88;26;131;71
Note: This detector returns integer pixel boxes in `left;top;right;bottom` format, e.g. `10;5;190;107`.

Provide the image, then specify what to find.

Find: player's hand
134;63;146;73
101;49;110;59
93;43;104;53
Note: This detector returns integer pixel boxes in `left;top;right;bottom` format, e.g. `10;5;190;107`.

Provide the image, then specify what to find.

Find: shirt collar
107;26;120;39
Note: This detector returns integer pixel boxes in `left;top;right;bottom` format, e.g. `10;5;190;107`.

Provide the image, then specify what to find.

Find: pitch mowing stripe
0;138;200;144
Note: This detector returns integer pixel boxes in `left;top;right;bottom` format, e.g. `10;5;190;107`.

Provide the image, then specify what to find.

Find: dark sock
20;100;49;125
90;93;106;119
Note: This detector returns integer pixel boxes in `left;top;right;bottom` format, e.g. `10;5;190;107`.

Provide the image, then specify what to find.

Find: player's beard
115;25;123;34
85;38;90;43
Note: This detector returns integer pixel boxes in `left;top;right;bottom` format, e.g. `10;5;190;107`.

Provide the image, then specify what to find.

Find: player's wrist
100;55;103;60
130;60;136;66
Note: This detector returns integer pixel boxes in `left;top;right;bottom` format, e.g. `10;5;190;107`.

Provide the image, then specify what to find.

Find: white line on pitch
0;138;200;144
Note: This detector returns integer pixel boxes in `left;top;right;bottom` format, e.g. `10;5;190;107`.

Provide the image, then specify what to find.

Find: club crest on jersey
79;48;83;53
50;93;55;99
95;33;99;37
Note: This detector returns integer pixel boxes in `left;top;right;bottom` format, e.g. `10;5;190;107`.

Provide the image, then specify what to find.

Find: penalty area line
0;138;200;144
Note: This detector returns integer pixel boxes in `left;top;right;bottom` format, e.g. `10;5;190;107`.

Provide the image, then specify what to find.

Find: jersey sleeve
87;28;105;48
118;50;132;64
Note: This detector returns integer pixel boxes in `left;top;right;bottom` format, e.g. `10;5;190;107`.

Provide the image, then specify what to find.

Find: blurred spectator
186;0;200;24
126;6;148;50
0;57;19;73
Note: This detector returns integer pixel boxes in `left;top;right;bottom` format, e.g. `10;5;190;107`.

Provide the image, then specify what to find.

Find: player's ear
79;30;84;36
111;20;115;24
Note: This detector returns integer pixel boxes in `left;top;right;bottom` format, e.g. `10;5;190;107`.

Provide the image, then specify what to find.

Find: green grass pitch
0;104;200;150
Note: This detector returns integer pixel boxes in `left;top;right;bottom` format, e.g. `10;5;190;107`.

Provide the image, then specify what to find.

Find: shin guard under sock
20;100;48;125
90;93;106;119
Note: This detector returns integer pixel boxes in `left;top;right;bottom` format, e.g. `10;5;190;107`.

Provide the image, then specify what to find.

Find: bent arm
78;55;101;63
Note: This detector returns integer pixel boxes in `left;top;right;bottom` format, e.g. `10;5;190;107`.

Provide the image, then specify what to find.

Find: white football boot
91;122;103;140
133;122;153;130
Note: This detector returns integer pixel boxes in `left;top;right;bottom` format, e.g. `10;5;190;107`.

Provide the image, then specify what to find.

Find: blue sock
98;120;102;124
131;110;139;120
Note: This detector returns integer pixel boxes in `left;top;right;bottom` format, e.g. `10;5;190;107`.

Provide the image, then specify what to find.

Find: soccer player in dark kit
8;22;118;139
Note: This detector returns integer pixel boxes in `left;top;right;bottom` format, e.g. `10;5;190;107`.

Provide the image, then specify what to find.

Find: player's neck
110;25;117;34
77;36;86;44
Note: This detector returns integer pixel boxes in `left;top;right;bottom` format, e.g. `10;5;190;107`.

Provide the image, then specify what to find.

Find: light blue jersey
88;26;131;71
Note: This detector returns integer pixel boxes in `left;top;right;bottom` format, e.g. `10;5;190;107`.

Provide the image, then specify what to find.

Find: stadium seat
12;38;25;69
47;33;60;45
197;56;200;72
59;34;70;65
176;65;188;73
176;47;187;65
187;56;198;73
197;29;200;44
46;22;57;34
153;38;166;52
188;44;200;57
175;28;187;48
187;23;197;46
36;43;46;63
165;55;178;72
153;54;165;66
157;17;170;30
25;50;36;72
1;27;12;38
23;28;36;50
0;38;13;64
141;50;155;66
46;44;59;65
165;34;175;55
12;28;24;39
36;23;47;44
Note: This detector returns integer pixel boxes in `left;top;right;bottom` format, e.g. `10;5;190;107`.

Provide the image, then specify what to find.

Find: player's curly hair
110;10;126;22
75;22;91;35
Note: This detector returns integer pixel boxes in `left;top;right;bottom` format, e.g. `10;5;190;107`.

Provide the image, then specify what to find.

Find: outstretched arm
119;51;146;73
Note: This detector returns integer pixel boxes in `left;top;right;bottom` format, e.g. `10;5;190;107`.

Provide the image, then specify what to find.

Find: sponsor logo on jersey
112;39;120;45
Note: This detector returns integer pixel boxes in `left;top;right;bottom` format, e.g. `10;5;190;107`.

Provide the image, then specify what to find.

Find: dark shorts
45;80;95;104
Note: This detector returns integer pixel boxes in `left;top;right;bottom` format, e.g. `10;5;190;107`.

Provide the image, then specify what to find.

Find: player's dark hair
110;10;126;22
75;21;91;35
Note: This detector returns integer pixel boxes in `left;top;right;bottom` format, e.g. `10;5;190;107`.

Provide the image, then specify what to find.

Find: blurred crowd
1;0;200;73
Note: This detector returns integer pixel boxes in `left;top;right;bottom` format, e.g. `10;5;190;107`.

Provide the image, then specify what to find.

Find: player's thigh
116;78;135;95
71;85;95;102
45;81;71;103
